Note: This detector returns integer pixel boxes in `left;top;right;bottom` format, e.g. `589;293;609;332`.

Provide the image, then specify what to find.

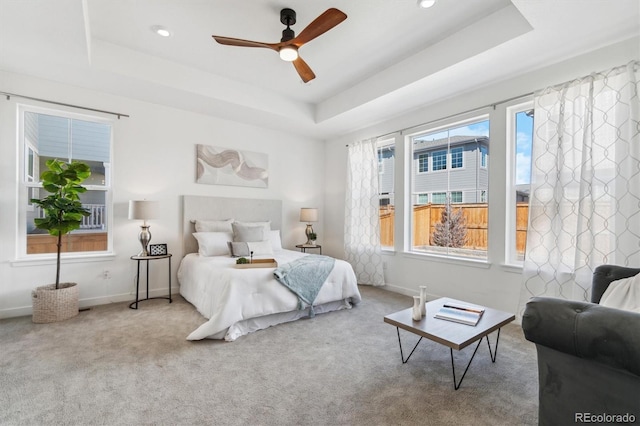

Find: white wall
323;37;640;314
0;71;325;318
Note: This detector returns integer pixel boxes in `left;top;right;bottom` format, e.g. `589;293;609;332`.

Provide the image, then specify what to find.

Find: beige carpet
0;286;538;425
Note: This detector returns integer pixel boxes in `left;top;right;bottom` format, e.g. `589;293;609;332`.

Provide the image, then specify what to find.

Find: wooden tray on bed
234;258;278;269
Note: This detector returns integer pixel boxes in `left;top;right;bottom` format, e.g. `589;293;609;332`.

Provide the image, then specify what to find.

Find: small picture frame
149;243;168;256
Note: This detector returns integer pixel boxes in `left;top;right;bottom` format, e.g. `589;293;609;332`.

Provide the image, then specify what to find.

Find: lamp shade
300;208;318;223
128;200;158;220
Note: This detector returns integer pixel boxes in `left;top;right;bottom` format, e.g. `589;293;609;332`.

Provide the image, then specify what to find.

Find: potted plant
30;159;91;323
308;232;317;245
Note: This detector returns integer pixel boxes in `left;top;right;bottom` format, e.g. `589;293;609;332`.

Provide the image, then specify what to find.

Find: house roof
0;0;638;139
413;135;489;152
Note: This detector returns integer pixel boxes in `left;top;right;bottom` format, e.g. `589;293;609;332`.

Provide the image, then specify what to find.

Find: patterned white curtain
519;61;640;312
344;139;385;286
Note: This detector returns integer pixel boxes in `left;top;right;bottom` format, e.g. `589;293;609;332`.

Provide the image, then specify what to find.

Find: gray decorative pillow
229;241;274;257
232;223;265;242
229;242;251;257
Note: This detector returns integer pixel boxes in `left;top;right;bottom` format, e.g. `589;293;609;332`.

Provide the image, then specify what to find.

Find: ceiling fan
212;8;347;83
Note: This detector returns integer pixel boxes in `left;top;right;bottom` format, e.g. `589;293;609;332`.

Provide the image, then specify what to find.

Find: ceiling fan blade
212;36;278;51
291;8;347;47
292;56;316;83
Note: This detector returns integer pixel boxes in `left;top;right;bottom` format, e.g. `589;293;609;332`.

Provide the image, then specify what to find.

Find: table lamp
299;208;318;245
128;200;158;256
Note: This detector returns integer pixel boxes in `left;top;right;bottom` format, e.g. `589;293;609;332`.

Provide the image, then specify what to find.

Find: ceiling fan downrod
280;8;296;42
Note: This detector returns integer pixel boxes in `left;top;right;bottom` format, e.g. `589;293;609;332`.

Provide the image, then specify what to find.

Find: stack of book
434;302;485;326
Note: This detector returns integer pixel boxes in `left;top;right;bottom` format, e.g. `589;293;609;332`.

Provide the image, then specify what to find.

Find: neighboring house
378;135;490;206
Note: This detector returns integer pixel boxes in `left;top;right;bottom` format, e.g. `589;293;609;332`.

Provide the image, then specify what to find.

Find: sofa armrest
522;297;640;377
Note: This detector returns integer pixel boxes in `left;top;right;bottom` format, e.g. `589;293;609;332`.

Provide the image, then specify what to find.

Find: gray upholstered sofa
522;265;640;426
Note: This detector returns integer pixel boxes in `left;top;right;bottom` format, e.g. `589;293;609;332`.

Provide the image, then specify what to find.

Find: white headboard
182;195;283;254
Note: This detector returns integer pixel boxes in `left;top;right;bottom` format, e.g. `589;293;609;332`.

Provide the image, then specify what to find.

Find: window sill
402;251;491;269
10;252;116;267
500;262;524;274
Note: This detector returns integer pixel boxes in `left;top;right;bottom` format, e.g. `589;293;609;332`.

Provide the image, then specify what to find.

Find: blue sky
515;111;533;185
417;120;490;142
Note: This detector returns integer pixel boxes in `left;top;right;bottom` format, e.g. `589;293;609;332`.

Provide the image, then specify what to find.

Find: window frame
416;193;429;204
417;153;429;173
432;150;447;171
505;100;534;266
377;138;395;251
450;191;463;203
16;104;115;261
450;147;464;169
406;113;490;261
480;146;488;168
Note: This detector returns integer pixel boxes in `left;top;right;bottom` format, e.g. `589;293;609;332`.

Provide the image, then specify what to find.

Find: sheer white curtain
519;61;640;313
344;138;385;286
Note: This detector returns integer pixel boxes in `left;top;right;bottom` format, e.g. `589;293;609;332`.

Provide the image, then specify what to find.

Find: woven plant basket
31;282;79;324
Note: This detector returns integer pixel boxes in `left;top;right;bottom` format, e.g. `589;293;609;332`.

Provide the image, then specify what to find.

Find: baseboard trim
378;283;440;301
0;287;177;320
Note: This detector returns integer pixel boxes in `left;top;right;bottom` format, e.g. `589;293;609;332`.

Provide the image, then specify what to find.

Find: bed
177;195;362;341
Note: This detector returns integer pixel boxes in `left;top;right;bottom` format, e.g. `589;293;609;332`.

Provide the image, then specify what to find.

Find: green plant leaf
31;159;92;286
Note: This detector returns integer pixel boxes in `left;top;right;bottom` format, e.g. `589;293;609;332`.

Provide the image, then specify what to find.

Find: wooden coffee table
384;297;515;389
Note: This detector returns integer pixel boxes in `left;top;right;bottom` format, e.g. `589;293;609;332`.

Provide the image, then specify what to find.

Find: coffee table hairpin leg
450;328;503;390
395;327;504;390
396;327;423;363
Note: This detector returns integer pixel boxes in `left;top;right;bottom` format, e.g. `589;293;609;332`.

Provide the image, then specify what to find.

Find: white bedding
177;249;362;341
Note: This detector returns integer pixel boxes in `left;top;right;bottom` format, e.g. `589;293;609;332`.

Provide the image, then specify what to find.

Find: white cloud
516;152;532;185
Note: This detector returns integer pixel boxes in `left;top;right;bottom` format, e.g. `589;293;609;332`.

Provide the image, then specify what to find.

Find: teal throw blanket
273;255;335;317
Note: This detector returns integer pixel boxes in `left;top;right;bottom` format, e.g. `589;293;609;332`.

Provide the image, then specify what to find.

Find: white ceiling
1;0;638;139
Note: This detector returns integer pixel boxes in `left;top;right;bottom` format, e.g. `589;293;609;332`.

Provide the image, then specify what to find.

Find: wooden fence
27;232;108;254
380;203;529;255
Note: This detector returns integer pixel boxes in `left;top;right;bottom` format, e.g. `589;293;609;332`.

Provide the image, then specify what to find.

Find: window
410;116;489;260
480;146;488;168
377;139;395;250
432;150;447;171
451;147;463;169
432;192;446;204
18;106;113;257
417;193;429;204
418;153;428;173
450;191;462;203
506;102;534;264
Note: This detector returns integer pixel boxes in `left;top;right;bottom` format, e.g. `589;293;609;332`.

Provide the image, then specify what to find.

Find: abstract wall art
196;144;268;188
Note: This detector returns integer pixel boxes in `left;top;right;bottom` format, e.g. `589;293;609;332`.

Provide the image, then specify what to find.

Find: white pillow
232;223;266;242
234;221;271;236
193;232;233;256
600;273;640;313
194;219;234;232
248;241;274;256
269;230;282;250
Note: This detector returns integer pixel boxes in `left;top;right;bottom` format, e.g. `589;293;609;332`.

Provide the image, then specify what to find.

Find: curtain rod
346;91;533;146
2;91;129;119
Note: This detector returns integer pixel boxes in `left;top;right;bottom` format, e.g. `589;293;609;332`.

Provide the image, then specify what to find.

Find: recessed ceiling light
151;25;171;37
417;0;436;8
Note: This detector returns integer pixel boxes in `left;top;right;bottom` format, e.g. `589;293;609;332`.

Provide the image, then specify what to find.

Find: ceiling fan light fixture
279;46;298;62
417;0;436;8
